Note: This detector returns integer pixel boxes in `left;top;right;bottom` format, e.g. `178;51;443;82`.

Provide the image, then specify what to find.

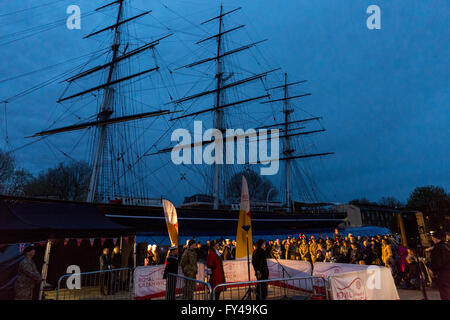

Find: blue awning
137;225;391;246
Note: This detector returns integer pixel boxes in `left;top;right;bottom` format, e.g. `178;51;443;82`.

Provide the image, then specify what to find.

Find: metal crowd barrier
166;273;212;300
54;268;134;300
212;276;329;300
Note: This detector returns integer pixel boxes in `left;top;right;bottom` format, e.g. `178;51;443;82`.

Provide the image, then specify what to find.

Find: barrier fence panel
212;276;329;300
166;273;212;300
55;268;134;300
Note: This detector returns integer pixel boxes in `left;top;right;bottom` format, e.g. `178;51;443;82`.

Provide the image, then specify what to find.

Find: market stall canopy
0;196;134;244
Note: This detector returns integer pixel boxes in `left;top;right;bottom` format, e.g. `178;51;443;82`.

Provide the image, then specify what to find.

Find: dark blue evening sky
0;0;448;204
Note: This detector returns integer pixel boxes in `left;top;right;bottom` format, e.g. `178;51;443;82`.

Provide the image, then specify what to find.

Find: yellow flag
235;176;252;259
162;199;178;247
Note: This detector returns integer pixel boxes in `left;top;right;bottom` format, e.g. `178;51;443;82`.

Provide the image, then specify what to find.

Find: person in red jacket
207;240;226;299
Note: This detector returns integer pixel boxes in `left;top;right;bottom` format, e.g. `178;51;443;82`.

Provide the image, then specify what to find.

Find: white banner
313;262;399;300
313;262;370;279
134;258;313;299
222;259;257;283
134;263;205;299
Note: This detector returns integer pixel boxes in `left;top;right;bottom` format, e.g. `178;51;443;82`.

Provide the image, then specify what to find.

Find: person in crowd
180;239;198;300
252;239;269;300
371;240;382;265
151;244;160;265
144;244;153;266
309;236;318;264
349;243;362;264
230;240;236;259
324;250;336;263
221;239;232;261
403;254;420;290
334;228;341;241
397;242;409;277
299;238;310;262
14;245;41;300
381;239;394;268
271;239;281;259
360;240;374;265
99;247;112;295
348;234;356;246
207;240;226;299
333;239;342;261
163;246;179;300
318;235;325;247
316;248;325;263
196;242;206;262
284;239;290;259
338;240;350;263
429;230;450;300
325;238;334;253
288;239;297;260
110;246;122;294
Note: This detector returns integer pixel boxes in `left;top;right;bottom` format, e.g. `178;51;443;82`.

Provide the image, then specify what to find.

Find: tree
0;150;15;186
10;169;34;196
407;185;449;230
227;169;278;202
378;196;402;208
25;161;90;201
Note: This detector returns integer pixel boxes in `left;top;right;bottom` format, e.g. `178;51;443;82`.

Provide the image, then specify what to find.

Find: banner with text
313;262;399;300
134;263;206;300
134;258;313;299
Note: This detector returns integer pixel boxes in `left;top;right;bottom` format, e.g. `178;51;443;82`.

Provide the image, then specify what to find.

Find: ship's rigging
1;0;334;210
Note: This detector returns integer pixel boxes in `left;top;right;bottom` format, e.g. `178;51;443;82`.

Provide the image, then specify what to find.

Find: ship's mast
87;0;124;202
31;1;171;203
283;73;293;212
213;5;224;210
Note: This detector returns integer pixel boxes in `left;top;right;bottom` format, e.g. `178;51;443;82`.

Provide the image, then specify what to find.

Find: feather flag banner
162;199;179;247
235;176;253;259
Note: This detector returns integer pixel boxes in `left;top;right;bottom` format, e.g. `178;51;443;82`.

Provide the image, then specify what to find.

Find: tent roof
0;196;133;244
0;200;49;244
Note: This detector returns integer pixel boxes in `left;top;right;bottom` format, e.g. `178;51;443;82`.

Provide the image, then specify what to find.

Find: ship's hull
98;203;347;236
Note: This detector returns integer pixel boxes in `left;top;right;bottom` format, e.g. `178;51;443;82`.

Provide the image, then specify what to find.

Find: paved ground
397;288;441;300
45;285;442;300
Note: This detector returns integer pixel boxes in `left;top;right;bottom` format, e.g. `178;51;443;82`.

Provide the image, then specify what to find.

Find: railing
54;268;133;300
212;276;329;300
166;273;212;300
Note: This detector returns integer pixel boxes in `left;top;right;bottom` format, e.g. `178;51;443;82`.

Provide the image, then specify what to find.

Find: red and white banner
313;262;399;300
134;258;313;299
162;199;179;247
134;263;206;300
313;262;369;279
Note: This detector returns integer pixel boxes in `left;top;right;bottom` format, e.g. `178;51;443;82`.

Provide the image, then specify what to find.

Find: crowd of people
10;228;448;300
159;228;450;299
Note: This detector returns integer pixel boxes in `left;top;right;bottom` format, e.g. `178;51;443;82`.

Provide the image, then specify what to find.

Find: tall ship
1;1;347;238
